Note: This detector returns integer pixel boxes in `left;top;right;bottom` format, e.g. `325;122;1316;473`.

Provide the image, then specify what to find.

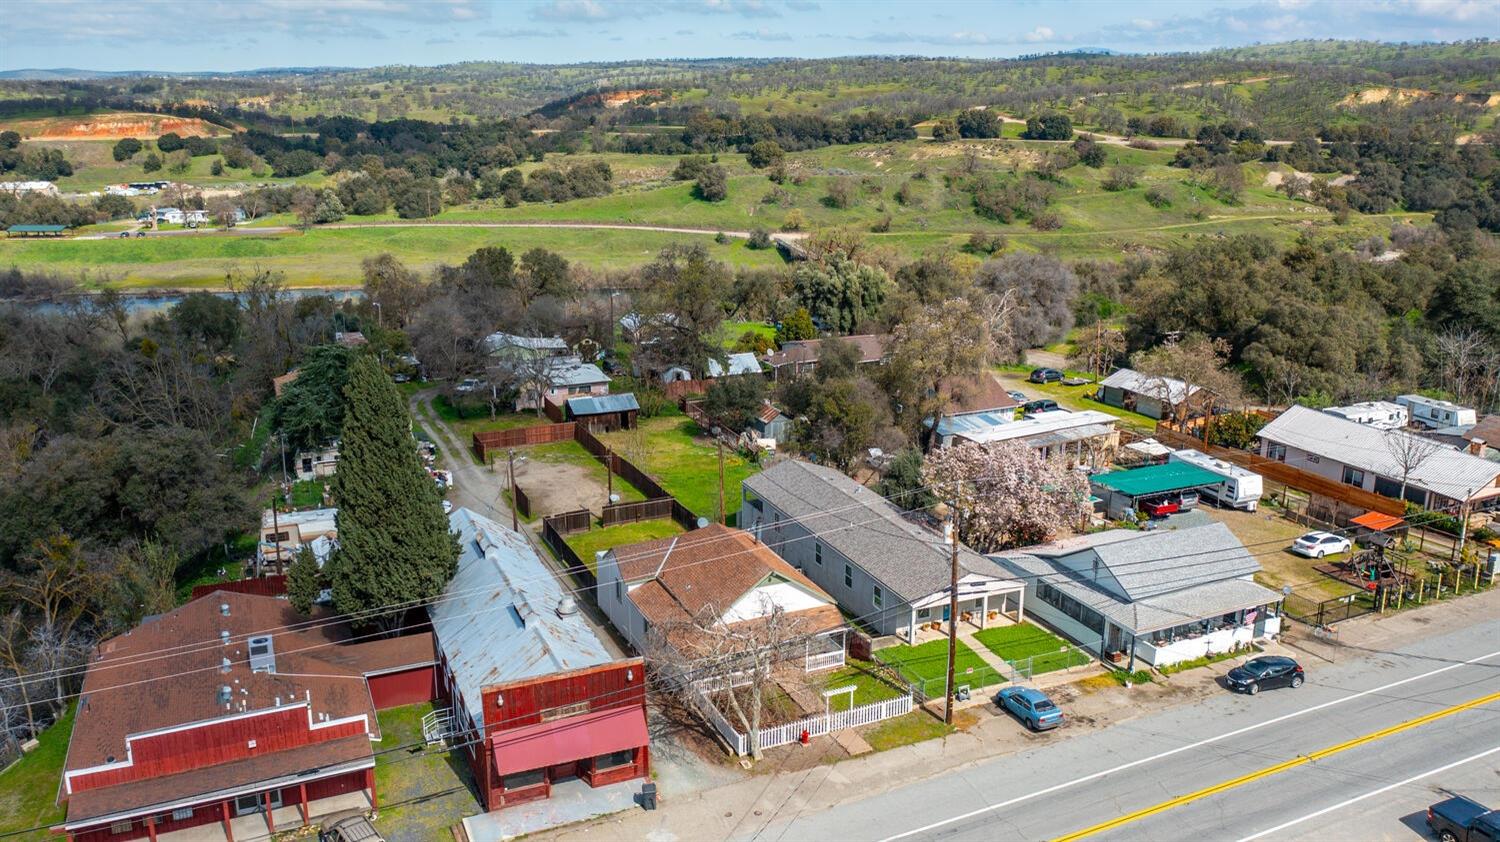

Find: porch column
367;767;378;811
1126;633;1137;672
979;593;989;629
299;782;309;824
908;607;917;643
1016;588;1025;623
146;815;157;842
221;801;234;842
264;791;276;833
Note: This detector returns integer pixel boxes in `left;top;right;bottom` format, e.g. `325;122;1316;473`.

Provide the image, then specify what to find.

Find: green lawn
994;365;1158;432
599;417;759;522
373;702;481;841
290;478;328;508
971;624;1091;675
0;703;73;839
862;712;954;752
565;519;685;571
822;659;907;711
430;395;553;444
875;638;1001;692
718;320;776;350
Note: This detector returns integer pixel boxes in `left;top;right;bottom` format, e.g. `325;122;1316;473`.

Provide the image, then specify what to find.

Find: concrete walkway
462;778;642;841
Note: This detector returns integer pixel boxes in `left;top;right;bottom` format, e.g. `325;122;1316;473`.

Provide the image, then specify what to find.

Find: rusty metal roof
432;509;615;729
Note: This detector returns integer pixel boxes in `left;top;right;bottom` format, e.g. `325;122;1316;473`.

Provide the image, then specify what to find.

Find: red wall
480;660;645;734
68;706;365;793
367;666;436;710
67;769;368;842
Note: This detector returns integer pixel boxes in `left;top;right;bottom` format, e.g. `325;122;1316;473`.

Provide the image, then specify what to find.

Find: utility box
641;782;658;811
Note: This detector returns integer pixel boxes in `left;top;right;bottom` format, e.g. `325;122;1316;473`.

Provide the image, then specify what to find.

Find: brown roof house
762;334;889;382
54;592;435;842
595;524;849;677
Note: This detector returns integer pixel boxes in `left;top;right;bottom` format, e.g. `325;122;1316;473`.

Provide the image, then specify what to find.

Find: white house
1096;368;1200;420
0;180;58;196
1258;405;1500;512
993;523;1284;669
741;460;1024;642
513;356;610;411
934;408;1120;466
258;507;338;568
294;442;339;482
596;524;848;672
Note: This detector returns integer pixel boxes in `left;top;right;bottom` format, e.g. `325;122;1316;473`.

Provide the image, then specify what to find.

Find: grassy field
971;624;1092;674
599;416;759;522
993;366;1159;432
1;136;1426;289
862;711;956;752
875;638;998;691
0;704;73;840
565;519;685;570
373;702;481;841
822;659;908;711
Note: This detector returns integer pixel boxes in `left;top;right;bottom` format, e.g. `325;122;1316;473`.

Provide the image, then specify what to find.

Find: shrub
824;177;856;209
715;231;730;244
747;228;774;249
112;137;142;161
1144;186;1173;208
673;155;711;181
1128;138;1160;150
966;231;1007;255
694;165;728;202
782;209;807;231
141;152;162;173
1021;114;1073;141
957;109;1001;139
1030;211;1062;231
871;213;892;233
1102;166;1140;192
745;140;784;169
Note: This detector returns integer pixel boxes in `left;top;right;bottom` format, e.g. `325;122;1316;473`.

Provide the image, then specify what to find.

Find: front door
234;790;282;816
1106;623;1123;653
941;605;951;621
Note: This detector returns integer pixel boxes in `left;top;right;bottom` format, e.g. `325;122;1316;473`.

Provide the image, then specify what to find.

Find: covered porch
149;782;374;842
900;580;1025;644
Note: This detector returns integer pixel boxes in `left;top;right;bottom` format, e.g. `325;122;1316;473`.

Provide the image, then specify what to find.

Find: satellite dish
696;517;710;529
609;494;621;503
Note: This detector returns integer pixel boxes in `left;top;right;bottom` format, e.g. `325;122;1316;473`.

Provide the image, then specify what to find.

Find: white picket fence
694;688;749;756
756;695;913;752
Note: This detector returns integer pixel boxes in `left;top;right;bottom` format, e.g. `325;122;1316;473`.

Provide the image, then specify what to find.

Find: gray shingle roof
744;460;1016;603
1027;522;1260;602
1099;368;1198;404
567;393;640;415
1258;405;1500;501
994;552;1280;635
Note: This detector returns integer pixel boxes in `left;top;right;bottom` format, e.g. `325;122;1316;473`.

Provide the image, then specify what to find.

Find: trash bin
641;782;657;811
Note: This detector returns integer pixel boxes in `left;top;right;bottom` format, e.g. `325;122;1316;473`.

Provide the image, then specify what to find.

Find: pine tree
287;545;321;615
328;356;457;631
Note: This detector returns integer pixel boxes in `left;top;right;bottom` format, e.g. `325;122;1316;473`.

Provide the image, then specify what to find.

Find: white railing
693;688;748;756
756;695;913;752
420;707;453;745
805;649;846;672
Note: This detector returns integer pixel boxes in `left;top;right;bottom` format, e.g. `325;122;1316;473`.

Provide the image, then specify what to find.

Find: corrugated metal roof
545;357;610;388
1258;405;1500;501
745;460;1019;603
432;509;615;729
567;393;639;415
1099;368;1198;404
937;409;1117;444
1090;462;1223;497
7;224;67;232
706;352;763;377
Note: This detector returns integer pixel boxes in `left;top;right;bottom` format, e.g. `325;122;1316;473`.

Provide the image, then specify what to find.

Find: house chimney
1470;437;1486;456
556;596;579;618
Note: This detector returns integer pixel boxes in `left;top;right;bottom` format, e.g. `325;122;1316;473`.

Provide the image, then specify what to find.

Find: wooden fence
602;498;675;526
190;575;287;602
575;425;702;530
1152;427;1405;518
541;510;595;591
514;485;532;519
545;508;591;534
543;398;566;423
664;378;716;399
471;422;575;461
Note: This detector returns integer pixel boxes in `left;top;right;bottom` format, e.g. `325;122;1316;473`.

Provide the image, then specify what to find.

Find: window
917;607;931;620
1341;466;1365;487
614;578;622;603
814;541;823;566
844;563;853;589
872;585;883;609
1266;443;1286;462
1306;454;1320;464
111;821;133;835
1036;583;1105;636
503;769;547;790
171;807;194;822
595;749;634;770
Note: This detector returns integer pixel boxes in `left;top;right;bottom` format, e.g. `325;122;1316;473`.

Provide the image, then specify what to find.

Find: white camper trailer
1168;448;1264;511
1322;401;1408;430
1395;395;1476;429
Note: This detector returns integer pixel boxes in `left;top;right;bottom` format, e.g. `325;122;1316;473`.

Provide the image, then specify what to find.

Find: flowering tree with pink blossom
922;441;1091;551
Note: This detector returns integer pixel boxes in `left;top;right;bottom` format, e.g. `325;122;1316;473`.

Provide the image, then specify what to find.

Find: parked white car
1290;531;1352;558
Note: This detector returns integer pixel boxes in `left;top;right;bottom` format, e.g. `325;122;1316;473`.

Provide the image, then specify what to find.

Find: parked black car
1428;796;1500;842
1023;399;1060;414
1029;368;1063;384
1225;656;1304;695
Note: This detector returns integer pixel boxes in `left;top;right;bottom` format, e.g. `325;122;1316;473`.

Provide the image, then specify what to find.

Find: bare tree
1385;429;1443;502
1433;328;1488;409
649;602;823;761
0;610;39;738
1068;322;1125;383
1133;334;1245;430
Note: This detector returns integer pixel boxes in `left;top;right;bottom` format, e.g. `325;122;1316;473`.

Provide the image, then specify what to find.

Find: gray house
1096;368;1199;421
992;523;1283;669
741;460;1024;641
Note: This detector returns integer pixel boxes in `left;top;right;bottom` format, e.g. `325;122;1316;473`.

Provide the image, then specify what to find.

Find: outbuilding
1089;461;1223;520
565;393;639;431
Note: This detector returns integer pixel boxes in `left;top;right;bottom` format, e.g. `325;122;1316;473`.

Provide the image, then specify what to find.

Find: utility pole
269;491;284;578
717;438;726;525
508;449;518;532
605;448;614;502
945;493;960;726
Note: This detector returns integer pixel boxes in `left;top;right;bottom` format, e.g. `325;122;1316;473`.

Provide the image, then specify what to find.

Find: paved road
746;618;1500;842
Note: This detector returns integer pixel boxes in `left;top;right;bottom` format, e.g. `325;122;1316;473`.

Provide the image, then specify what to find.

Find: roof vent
220;630;230;645
557;596;579;617
247;636;276;674
220;657;232;674
220;602;230;616
218;685;232;705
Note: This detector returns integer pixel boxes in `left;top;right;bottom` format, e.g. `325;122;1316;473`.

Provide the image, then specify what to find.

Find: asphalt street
746;617;1500;842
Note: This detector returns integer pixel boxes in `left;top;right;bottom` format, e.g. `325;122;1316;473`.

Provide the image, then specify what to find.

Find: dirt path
74;220;811;242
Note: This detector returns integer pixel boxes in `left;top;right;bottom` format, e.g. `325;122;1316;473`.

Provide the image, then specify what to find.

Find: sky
2;0;1497;73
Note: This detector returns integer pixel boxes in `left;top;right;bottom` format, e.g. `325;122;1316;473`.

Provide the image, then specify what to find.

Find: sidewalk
538;587;1500;842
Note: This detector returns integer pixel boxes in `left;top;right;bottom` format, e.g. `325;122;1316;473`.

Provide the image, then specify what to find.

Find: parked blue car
995;687;1065;731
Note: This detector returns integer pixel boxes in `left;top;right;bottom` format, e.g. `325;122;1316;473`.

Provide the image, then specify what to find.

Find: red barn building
54;593;434;842
435;509;649;811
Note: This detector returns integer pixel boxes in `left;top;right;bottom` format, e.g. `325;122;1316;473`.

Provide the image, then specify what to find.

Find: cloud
1023;26;1055;42
786;0;820;9
532;0;614;20
477;26;567;38
732;28;794;41
426;37;455;45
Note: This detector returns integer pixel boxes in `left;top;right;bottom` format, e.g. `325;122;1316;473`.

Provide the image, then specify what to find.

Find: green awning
7;224;67;233
1091;462;1222;497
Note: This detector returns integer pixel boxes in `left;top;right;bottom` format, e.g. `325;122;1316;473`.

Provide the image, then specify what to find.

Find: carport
1090;462;1222;520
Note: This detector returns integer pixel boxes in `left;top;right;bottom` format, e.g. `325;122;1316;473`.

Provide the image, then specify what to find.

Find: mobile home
1322;401;1408;430
1167;448;1264;511
1396;395;1476;429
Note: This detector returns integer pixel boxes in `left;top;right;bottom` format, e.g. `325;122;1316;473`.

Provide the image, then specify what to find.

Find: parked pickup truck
1429;796;1500;842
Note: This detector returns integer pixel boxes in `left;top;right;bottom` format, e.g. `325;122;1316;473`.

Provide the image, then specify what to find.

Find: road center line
878;646;1500;842
1053;689;1500;841
1237;743;1500;841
